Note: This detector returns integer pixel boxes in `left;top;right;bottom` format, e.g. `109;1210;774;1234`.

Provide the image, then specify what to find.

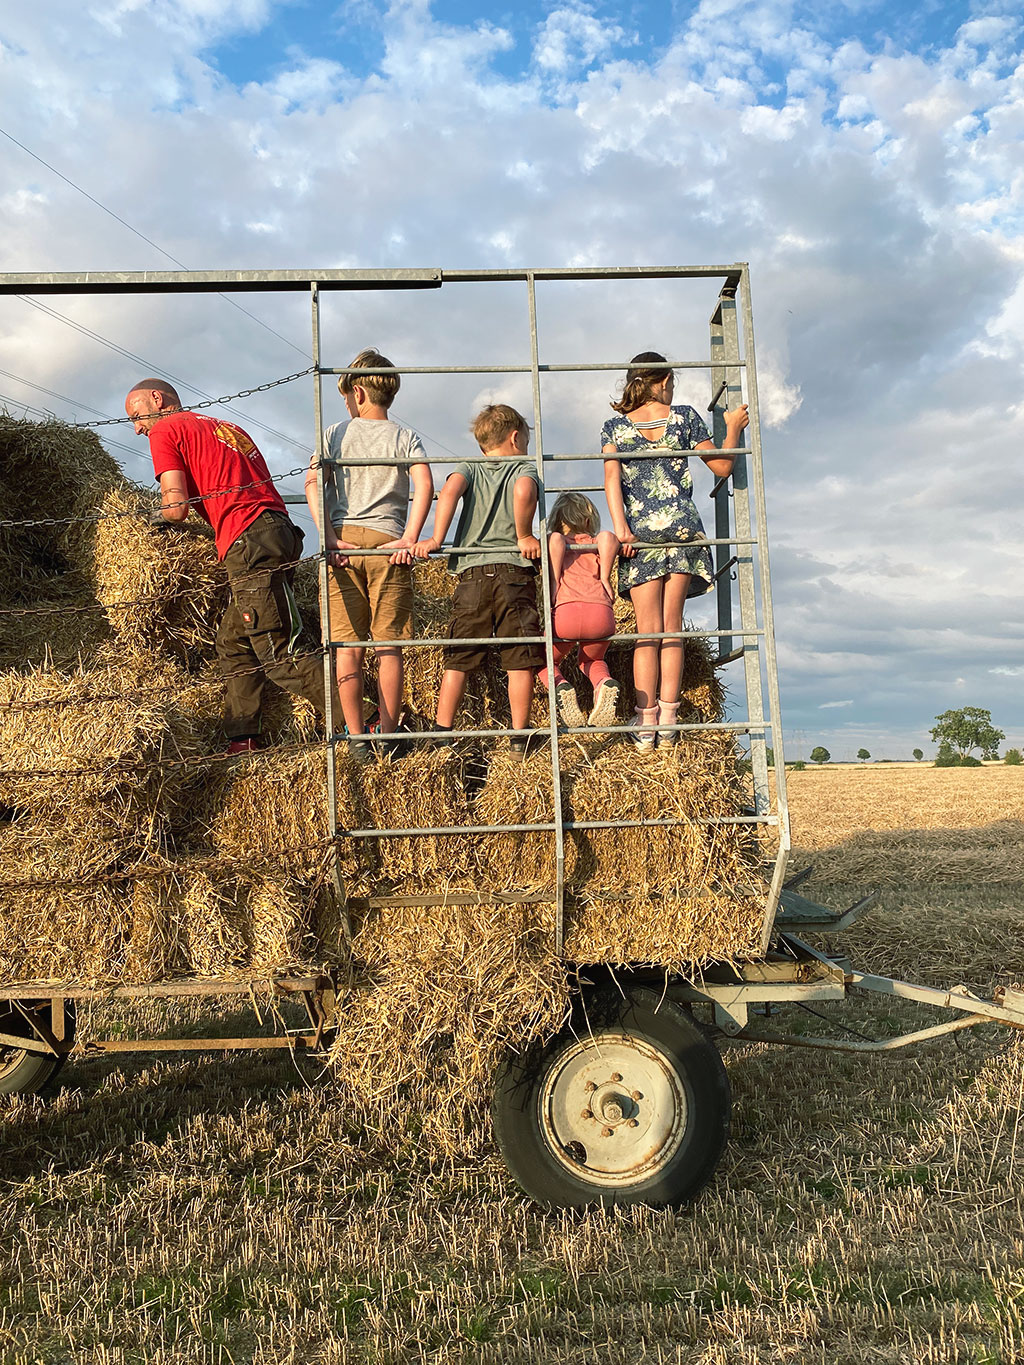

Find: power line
0;124;311;362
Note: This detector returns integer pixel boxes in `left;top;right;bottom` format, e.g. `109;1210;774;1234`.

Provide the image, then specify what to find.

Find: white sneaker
555;682;586;729
657;699;680;748
588;679;620;729
631;705;658;752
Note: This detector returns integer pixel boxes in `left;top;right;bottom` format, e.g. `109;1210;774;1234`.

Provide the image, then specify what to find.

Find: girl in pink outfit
539;493;621;730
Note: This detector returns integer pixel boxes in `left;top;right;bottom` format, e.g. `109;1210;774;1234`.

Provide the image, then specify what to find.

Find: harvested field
3;764;1024;1362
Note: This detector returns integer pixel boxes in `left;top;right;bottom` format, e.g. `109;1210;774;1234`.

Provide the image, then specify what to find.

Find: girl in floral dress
602;351;748;751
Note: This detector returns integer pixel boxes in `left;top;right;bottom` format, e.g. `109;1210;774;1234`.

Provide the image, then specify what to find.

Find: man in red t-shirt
126;379;325;750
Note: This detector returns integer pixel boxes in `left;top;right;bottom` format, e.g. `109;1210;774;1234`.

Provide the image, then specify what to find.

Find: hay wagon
3;265;1023;1210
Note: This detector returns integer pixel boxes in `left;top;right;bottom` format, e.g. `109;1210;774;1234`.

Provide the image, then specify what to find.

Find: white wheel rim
539;1032;688;1187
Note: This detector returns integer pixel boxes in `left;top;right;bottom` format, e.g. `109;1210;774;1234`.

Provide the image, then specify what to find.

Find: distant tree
934;741;960;767
789;760;806;771
912;748;924;762
765;747;775;767
857;748;870;762
1005;749;1023;766
810;746;830;765
930;708;1004;762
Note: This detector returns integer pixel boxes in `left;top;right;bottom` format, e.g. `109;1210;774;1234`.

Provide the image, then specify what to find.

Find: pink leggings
539;601;614;689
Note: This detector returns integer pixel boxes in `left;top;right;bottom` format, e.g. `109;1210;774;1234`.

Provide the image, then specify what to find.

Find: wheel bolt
581;1109;594;1120
610;1072;623;1083
630;1090;643;1101
601;1126;614;1137
628;1118;639;1128
584;1081;597;1093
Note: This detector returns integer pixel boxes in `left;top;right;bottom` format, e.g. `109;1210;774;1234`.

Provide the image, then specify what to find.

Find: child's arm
513;475;540;559
303;461;356;566
596;529;620;599
695;405;750;478
384;461;435;565
603;447;635;557
547;531;567;592
411;471;467;558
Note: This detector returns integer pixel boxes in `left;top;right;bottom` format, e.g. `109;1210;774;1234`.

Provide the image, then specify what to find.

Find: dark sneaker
509;732;547;761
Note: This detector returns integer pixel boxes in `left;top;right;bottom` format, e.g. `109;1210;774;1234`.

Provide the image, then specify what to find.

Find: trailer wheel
492;988;730;1209
0;1004;73;1096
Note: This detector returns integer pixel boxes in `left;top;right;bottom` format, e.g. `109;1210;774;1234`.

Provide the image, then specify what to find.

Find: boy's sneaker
588;679;620;730
554;681;586;729
509;732;547;761
630;706;659;753
340;727;373;765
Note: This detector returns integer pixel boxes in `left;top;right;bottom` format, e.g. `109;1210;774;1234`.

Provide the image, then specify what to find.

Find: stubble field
2;764;1023;1364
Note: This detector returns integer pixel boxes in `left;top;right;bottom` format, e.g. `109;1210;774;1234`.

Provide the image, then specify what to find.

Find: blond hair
610;351;672;415
550;492;599;536
339;348;399;408
472;403;529;451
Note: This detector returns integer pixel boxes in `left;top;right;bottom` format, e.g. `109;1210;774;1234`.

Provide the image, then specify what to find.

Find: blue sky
1;0;1022;759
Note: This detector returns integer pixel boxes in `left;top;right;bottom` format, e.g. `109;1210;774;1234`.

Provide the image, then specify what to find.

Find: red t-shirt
148;411;287;559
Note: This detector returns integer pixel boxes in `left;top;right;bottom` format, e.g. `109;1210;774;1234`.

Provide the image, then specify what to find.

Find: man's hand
381;536;416;566
146;506;176;530
411;536;439;560
517;534;541;560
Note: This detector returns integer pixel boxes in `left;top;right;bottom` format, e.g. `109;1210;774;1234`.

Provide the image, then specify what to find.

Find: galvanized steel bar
325;628;765;650
527;271;566;954
342;814;777;839
320;360;733;376
0;268;443;294
709;306;734;657
311;284;351;944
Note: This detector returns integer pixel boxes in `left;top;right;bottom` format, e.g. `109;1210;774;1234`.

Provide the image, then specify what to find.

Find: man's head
472;404;530;455
338;349;399;415
125;380;183;435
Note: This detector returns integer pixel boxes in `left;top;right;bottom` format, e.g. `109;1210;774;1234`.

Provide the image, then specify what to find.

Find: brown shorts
443;564;544;673
328;524;414;644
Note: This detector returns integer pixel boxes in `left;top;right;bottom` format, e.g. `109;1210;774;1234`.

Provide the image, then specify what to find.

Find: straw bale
0;810;133;985
88;484;227;662
0;653;205;821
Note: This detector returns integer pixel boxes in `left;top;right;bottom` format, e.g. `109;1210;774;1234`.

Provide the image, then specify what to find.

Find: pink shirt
554;533;612;609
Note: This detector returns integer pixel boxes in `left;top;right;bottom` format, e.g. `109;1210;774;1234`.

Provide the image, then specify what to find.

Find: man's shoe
588;679;620;730
226;738;261;755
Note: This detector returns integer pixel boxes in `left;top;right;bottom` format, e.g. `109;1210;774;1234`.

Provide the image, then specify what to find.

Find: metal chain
0;463;312;531
72;367;317;428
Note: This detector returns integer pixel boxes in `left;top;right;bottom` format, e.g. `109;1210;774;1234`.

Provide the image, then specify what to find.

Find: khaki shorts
328;524;414;644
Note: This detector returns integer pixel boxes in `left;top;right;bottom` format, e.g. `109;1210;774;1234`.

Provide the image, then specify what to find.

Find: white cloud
819;700;854;709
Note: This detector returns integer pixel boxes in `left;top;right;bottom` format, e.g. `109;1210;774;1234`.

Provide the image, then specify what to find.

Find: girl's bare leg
629;578;665;709
375;646;403;733
658;573;691;704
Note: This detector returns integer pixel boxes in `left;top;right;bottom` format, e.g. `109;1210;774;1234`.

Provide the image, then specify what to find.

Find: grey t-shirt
447;458;539;575
318;418;426;538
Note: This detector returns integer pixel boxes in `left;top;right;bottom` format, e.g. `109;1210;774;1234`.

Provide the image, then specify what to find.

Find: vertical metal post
709;308;733;657
526;273;566;955
717;282;770;817
734;268;791;951
311;283;350;943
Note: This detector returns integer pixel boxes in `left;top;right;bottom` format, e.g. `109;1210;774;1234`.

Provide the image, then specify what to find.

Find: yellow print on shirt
213;422;256;458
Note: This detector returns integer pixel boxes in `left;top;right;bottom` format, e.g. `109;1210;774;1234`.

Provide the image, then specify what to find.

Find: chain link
73;367;317;428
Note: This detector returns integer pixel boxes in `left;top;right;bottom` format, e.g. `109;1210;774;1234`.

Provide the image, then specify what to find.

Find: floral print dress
601;404;715;600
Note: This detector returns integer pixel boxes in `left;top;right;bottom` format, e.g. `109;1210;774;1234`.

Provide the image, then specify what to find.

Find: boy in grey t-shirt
413;404;544;756
304;349;433;757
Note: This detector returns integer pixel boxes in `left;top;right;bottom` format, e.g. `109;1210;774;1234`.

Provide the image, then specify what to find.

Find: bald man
126;380;325;751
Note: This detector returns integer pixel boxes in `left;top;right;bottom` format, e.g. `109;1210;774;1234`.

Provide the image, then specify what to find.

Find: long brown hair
610;350;672;414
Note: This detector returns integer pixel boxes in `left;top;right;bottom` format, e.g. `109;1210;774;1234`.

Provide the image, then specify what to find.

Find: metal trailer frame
2;263;1024;1079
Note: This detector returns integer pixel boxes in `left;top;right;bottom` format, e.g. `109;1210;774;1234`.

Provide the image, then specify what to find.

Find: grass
3;765;1024;1363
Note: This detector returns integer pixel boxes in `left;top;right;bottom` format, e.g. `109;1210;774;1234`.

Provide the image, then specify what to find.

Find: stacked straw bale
0;416;769;1047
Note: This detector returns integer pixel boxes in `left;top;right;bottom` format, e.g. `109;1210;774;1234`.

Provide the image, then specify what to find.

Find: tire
492;987;730;1209
0;1003;74;1097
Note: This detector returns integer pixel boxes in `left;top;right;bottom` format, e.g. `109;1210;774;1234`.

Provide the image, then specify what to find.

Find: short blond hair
472;403;529;452
339;348;399;408
550;492;599;536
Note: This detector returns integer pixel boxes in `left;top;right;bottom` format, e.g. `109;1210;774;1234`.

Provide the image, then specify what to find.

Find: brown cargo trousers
217;510;326;739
